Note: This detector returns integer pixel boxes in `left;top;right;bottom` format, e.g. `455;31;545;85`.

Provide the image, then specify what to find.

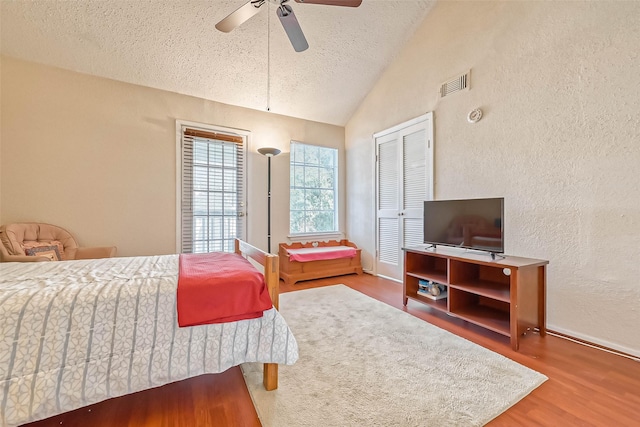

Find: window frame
288;140;340;237
175;120;249;253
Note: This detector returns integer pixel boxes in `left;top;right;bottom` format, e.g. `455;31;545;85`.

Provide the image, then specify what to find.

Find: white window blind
180;127;245;253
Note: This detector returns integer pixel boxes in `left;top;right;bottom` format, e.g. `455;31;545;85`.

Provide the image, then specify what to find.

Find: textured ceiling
0;0;435;126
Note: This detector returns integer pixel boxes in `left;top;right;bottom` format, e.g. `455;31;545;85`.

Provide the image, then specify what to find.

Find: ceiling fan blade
215;0;265;33
294;0;362;7
276;4;309;52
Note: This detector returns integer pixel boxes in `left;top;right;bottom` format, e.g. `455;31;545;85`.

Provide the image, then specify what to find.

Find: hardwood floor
25;274;640;426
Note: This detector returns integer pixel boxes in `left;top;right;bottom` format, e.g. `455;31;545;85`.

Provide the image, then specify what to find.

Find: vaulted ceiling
0;0;435;126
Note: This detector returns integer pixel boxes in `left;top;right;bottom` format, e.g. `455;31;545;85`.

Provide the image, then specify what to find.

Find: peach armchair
0;223;117;262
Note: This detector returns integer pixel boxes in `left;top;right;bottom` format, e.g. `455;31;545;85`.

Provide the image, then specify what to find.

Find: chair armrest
75;246;117;260
1;254;52;262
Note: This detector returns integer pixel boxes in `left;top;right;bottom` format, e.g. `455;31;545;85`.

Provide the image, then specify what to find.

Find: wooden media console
403;246;548;350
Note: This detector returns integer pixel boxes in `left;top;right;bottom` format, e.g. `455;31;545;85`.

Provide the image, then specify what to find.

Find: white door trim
373;112;431;139
373;112;434;279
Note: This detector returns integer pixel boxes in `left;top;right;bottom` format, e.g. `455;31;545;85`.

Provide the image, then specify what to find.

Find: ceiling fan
215;0;362;52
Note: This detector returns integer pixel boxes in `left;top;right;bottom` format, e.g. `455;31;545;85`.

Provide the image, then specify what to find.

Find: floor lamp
258;147;281;253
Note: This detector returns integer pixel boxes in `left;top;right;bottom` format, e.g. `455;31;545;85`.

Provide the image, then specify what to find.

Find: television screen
423;198;504;253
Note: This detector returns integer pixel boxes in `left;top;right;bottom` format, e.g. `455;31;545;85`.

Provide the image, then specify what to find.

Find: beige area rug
242;285;547;427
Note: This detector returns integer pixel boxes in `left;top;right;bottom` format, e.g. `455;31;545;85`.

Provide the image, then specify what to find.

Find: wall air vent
439;71;470;98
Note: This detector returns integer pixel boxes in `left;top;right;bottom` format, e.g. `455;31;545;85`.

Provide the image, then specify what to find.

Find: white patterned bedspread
0;255;298;427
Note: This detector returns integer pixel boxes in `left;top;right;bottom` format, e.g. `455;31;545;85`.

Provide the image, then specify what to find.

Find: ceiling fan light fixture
277;4;309;52
278;3;292;17
215;0;361;51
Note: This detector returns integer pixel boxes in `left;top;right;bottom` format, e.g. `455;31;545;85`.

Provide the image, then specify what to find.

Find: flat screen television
423;197;504;253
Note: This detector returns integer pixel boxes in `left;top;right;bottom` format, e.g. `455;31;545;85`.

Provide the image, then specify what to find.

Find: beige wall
0;56;345;256
0;61;2;225
346;1;640;356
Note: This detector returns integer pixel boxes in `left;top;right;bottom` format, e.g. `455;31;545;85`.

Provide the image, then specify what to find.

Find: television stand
456;247;506;260
403;246;548;351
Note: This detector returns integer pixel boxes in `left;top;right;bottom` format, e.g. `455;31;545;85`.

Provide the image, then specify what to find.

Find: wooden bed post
235;239;279;391
263;252;279;390
264;252;279;310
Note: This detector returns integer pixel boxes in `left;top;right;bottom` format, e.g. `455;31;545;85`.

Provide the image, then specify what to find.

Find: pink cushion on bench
287;245;357;262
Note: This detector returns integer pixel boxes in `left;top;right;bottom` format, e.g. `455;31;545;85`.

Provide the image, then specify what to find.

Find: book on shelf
417;288;447;300
417;279;447;301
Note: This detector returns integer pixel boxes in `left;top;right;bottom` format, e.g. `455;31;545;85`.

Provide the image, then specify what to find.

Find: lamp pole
257;147;281;253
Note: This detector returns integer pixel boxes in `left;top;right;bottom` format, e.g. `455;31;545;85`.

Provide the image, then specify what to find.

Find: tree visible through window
290;141;338;234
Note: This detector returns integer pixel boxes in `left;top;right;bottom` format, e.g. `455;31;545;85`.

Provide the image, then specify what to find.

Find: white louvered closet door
376;133;399;279
376;114;433;281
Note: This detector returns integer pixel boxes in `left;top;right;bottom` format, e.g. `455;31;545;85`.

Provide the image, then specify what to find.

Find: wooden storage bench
279;240;363;285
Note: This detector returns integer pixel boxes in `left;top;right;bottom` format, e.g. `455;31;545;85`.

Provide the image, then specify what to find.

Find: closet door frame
374;112;434;281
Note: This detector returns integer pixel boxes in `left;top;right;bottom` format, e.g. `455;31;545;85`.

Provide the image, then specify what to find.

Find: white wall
346;1;640;356
0;56;345;256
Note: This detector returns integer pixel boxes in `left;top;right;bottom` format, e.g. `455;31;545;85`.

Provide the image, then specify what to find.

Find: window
178;122;246;253
289;141;338;235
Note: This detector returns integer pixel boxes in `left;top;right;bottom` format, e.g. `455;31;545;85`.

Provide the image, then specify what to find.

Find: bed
0;239;298;427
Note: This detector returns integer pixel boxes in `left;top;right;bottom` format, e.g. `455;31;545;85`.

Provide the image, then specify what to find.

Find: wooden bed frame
0;239;282;426
235;238;280;390
278;239;363;286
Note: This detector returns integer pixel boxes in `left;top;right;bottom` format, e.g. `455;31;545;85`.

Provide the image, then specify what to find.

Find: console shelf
406;270;448;284
449;281;510;302
403;246;548;350
407;294;448;312
451;305;510;337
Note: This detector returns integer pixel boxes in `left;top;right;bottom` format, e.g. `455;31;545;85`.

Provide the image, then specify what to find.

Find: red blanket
177;252;274;327
287;245;357;262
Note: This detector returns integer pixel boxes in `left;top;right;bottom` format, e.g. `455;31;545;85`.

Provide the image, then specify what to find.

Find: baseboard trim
375;273;402;283
547;329;640;362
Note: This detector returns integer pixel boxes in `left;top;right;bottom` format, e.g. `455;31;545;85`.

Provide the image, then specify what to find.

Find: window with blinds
179;125;245;253
290;141;339;234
